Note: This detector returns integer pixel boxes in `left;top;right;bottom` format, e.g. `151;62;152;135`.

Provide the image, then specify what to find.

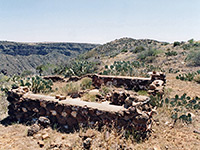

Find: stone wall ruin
6;72;165;133
7;87;153;132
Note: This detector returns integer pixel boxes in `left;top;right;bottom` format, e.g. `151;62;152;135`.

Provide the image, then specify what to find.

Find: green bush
186;51;200;66
137;90;148;96
65;82;80;95
80;77;93;90
0;74;13;94
20;70;33;77
194;75;200;84
101;61;134;76
173;41;181;47
182;44;191;50
188;39;194;44
109;52;119;58
137;49;163;63
131;46;145;53
55;60;98;77
176;72;196;81
100;86;111;96
19;76;53;93
101;60;161;77
176;71;200;82
82;93;97;102
121;49;128;53
29;76;53;93
165;51;177;56
150;94;200;123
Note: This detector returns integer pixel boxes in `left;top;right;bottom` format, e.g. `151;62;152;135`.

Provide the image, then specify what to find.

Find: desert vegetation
101;60;162;77
176;70;200;83
54;60;99;77
0;38;200;150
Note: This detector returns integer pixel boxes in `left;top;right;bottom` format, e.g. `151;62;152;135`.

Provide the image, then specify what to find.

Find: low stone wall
7;87;153;132
43;75;66;82
43;72;166;95
88;72;166;91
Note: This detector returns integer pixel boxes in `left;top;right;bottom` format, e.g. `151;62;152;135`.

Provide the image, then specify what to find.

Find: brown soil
0;116;199;150
166;73;200;98
1;63;200;149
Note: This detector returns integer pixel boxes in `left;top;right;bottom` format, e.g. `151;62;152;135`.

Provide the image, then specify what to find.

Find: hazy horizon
0;37;178;45
0;0;199;44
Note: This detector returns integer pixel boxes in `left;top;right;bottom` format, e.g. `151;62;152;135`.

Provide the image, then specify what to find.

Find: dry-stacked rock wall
7;87;153;132
43;72;166;95
7;72;165;133
90;74;151;91
88;72;166;92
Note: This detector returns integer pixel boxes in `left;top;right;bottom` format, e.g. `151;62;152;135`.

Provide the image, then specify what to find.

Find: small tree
173;41;181;47
188;39;194;44
36;65;45;76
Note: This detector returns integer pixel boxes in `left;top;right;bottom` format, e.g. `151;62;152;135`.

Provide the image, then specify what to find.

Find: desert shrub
168;68;180;74
165;51;177;56
20;70;34;77
186;51;200;66
101;60;161;77
100;86;111;96
137;90;148;96
83;50;97;59
102;61;134;76
176;73;196;81
36;63;56;76
149;94;162;107
121;49;128;53
193;42;200;47
194;74;200;84
61;61;98;77
0;74;9;83
182;44;191;50
181;40;200;50
65;82;80;95
0;74;14;94
80;77;93;90
176;70;200;82
131;61;144;68
82;93;96;102
0;74;10;115
168;94;199;123
150;93;199;123
109;52;119;58
131;46;145;53
173;41;181;47
188;39;194;44
22;76;53;93
101;61;146;76
137;49;163;63
1;74;53;94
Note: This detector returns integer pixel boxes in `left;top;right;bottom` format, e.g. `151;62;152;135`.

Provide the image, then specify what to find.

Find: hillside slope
0;41;98;75
83;38;167;58
80;37;200;74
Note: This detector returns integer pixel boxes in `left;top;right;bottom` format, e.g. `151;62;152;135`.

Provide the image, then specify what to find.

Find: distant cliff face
0;41;98;75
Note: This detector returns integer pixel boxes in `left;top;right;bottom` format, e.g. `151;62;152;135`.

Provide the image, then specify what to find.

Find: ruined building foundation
7;72;165;133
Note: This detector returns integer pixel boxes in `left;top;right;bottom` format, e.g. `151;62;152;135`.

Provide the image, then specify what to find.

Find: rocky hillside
0;41;98;75
81;37;200;72
83;38;168;59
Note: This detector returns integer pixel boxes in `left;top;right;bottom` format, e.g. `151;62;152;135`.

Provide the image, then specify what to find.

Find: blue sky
0;0;199;44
